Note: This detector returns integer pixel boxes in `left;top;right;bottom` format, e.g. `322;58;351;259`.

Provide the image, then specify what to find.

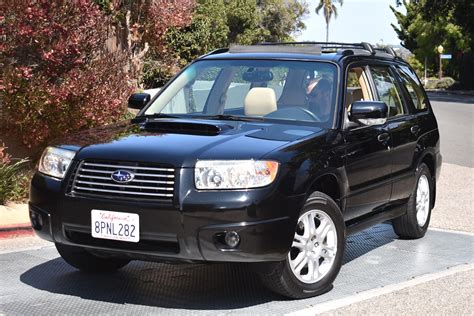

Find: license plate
91;210;140;243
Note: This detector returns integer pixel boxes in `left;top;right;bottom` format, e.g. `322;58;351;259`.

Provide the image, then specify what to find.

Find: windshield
143;59;338;127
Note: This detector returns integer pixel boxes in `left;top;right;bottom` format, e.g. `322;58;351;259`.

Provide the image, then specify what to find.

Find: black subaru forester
30;42;441;299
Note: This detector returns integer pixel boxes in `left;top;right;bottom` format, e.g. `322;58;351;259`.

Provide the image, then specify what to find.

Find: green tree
315;0;343;42
159;0;308;87
166;0;229;68
391;0;471;86
422;0;474;48
259;0;309;42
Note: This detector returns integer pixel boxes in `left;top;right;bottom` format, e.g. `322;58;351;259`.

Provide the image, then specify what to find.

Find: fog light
224;231;240;248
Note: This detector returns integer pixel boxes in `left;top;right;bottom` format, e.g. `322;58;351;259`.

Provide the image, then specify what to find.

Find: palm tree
315;0;344;42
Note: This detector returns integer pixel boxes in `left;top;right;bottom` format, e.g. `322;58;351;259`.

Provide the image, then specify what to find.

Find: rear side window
370;66;405;117
397;66;428;111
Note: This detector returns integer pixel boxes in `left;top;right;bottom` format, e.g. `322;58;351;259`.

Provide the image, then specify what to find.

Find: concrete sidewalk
0;203;32;238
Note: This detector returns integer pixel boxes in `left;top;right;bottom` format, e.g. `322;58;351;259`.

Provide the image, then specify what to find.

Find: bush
407;55;425;80
0;145;29;205
435;77;456;89
1;0;133;148
424;77;456;90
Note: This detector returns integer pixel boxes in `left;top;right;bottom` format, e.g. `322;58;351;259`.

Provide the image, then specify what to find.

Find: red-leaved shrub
1;0;133;148
0;143;11;165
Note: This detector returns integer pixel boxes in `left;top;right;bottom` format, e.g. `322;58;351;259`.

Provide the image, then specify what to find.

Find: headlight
38;146;76;179
195;160;279;190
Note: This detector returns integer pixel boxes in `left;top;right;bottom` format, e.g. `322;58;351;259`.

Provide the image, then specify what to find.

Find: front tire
258;192;346;299
392;163;433;239
56;243;130;273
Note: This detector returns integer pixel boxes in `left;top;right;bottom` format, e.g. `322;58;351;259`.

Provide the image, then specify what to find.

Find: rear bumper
29;172;305;263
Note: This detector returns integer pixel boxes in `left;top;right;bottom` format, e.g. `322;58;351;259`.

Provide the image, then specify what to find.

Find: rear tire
56;243;130;272
257;192;346;299
392;163;433;239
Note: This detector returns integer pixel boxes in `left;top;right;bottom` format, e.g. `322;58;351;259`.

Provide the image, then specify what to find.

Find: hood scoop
142;119;233;136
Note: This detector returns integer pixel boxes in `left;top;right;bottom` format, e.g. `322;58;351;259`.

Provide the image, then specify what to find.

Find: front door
343;65;392;221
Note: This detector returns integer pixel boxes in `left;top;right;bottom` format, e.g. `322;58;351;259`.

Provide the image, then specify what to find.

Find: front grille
70;160;175;201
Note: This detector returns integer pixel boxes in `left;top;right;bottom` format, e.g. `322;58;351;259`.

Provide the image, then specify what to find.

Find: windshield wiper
132;113;265;124
197;114;265;122
131;113;183;123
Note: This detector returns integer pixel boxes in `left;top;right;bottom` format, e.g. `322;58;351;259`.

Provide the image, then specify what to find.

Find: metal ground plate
0;224;472;315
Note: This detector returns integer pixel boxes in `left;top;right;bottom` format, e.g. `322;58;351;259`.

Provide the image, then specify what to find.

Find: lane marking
286;263;474;316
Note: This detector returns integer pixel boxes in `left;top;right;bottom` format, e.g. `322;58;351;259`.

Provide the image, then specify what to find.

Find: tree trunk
326;23;329;42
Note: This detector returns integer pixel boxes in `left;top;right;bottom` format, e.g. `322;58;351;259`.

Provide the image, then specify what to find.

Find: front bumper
29;172;305;263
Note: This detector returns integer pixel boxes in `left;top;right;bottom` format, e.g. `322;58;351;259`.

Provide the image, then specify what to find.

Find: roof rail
205;42;398;60
361;42;375;55
259;41;378;55
384;46;397;57
229;44;322;55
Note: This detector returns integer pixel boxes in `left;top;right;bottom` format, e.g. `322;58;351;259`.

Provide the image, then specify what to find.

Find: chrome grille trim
71;160;176;201
73;186;173;197
76;174;174;184
74;180;174;191
82;162;174;172
78;168;175;178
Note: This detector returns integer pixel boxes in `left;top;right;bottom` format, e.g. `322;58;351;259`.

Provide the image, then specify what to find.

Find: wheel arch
307;172;344;211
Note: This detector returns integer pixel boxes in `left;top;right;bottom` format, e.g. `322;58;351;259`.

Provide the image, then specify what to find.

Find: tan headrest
244;88;277;116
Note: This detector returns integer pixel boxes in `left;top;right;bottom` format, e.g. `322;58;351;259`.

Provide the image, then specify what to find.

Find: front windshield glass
144;59;338;127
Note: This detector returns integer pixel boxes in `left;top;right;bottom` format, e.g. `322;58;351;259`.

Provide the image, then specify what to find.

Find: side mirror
349;101;388;126
128;93;151;110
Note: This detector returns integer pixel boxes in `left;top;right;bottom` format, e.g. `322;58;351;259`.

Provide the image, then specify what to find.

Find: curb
0;223;34;239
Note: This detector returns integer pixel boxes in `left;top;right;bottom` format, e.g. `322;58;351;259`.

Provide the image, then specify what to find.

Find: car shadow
343;223;397;264
20;224;397;310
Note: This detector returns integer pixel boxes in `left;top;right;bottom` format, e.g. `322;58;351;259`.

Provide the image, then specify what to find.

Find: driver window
345;67;372;109
370;66;405;117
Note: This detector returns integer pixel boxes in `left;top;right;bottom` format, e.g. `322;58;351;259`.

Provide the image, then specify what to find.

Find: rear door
369;65;418;204
390;65;431;202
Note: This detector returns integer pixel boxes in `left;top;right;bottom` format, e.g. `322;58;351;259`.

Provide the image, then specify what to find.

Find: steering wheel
265;106;321;121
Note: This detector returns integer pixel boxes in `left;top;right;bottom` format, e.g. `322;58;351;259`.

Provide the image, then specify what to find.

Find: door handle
411;125;421;135
377;132;390;143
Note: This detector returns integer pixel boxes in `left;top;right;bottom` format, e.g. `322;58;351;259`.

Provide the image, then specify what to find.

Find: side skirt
345;201;408;235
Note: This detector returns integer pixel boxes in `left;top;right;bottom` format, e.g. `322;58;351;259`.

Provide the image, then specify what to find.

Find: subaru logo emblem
111;170;135;183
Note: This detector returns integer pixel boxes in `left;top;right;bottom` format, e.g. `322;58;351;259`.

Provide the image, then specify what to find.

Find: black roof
200;42;404;63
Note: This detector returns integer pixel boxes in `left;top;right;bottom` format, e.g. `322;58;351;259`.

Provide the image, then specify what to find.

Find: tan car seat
244;87;277;116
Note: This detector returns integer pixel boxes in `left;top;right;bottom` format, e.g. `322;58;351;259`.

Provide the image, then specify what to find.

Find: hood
54;118;325;167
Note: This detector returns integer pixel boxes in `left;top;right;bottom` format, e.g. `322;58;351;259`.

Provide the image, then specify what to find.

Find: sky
297;0;407;46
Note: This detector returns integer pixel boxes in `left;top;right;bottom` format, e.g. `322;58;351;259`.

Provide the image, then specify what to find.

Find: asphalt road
428;92;474;168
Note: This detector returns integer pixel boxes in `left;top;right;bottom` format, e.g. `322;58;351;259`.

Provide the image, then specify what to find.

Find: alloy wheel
416;174;430;227
288;210;338;284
